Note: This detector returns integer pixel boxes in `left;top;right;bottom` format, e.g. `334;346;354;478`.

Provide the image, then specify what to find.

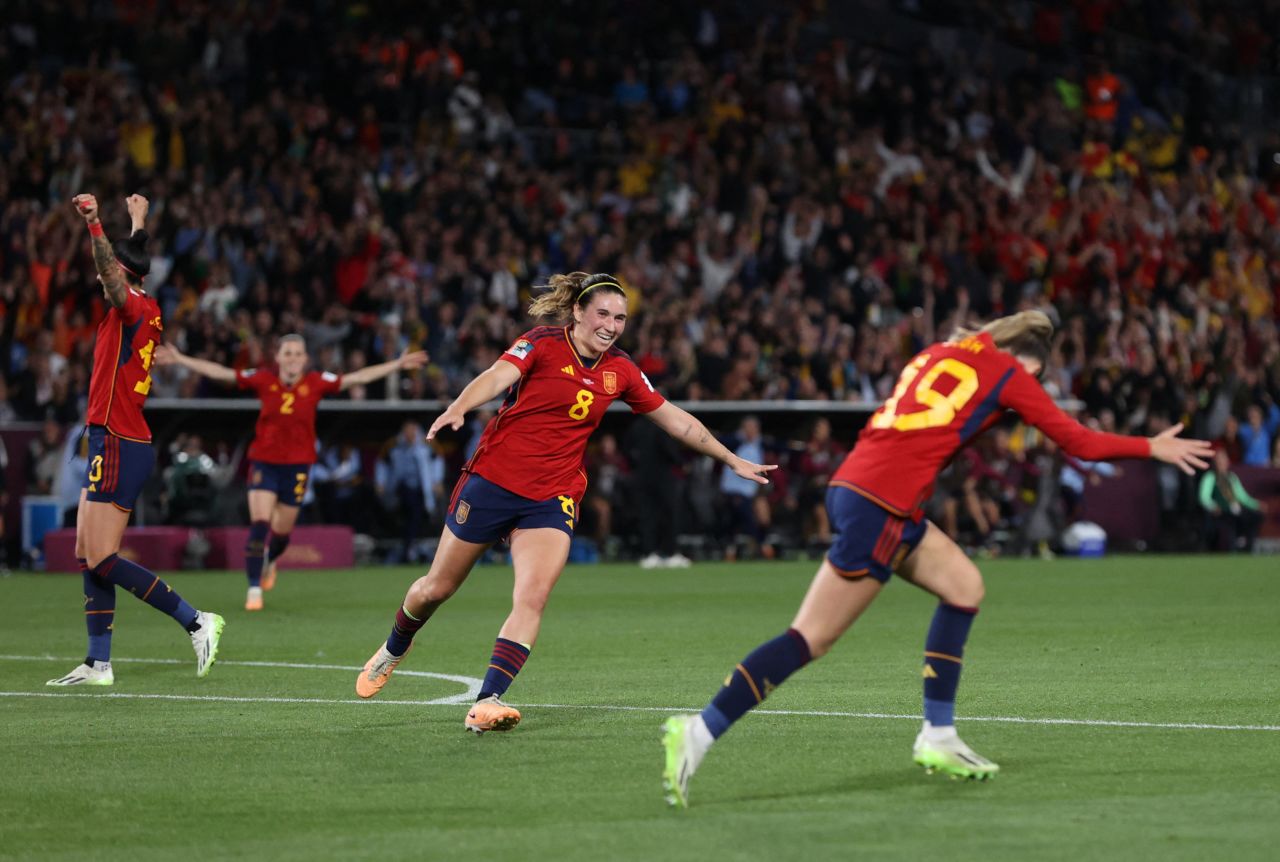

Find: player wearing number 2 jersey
660;311;1214;807
156;336;425;611
355;272;776;733
47;193;224;689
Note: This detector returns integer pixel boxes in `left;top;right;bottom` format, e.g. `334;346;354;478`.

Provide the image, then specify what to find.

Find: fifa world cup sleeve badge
603;371;618;394
455;500;471;524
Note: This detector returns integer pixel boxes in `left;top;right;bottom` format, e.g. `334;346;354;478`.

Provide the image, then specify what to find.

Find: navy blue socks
701;628;812;739
386;604;430;656
479;638;530;700
922;603;978;726
267;531;290;566
93;554;198;630
245;520;269;587
81;557;115;665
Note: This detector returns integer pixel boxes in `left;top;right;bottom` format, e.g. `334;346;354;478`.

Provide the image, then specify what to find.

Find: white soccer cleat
190;611;225;678
47;662;114;686
662;553;692;569
640;553;664;569
912;727;1000;780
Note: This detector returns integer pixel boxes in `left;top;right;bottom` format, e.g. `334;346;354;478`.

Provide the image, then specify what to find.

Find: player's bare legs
896;521;997;779
262;501;300;593
54;495;222;686
244;489;279;608
789;559;884;658
356;525;488;698
464;527;571;733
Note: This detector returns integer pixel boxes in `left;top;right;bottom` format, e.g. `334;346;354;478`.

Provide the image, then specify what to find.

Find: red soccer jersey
86;288;164;442
236;368;343;464
467;326;666;501
833;332;1151;519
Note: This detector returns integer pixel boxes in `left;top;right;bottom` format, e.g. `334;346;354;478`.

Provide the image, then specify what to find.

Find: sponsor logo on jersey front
506;339;533;360
561;365;574;375
603;371;618;394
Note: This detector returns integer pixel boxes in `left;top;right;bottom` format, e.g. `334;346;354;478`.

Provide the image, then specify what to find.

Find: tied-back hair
952;310;1054;367
112;229;150;286
278;333;306;350
527;272;626;321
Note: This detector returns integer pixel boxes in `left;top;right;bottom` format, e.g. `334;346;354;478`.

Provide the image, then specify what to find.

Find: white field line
1;654;1276;733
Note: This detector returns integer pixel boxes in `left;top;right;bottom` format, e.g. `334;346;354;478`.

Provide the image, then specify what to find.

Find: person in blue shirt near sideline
719;416;770;558
1237;402;1280;467
377;421;444;563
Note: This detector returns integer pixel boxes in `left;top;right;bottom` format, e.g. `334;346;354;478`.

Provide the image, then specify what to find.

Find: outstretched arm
72;194;126;309
645;401;777;485
425;359;523;440
153;344;237;383
339;349;428;392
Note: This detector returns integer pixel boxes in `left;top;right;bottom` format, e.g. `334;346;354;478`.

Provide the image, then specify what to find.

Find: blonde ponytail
953;310;1054;362
527;272;627;321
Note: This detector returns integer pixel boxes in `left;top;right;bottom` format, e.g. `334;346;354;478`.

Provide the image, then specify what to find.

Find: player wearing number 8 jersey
660;311;1214;807
156;336;426;610
355;272;776;733
47;193;224;688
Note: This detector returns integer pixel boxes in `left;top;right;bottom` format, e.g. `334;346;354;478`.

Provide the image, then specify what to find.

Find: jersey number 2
280;393;296;414
870;354;979;431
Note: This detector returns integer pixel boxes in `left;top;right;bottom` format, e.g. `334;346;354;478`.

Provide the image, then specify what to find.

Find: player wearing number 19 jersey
47;193;223;689
661;311;1213;807
356;272;776;733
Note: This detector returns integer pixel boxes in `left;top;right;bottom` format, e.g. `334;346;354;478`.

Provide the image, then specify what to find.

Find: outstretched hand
426;405;466;441
153;344;184;366
398;349;429;371
1149;423;1213;476
732;457;779;486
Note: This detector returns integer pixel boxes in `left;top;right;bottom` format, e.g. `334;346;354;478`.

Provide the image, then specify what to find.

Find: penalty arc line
1;655;1276;733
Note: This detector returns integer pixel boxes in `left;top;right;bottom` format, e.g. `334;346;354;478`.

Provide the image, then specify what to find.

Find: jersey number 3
870;354;979;432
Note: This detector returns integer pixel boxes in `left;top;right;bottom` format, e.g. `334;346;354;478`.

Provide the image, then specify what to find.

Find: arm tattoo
90;233;126;308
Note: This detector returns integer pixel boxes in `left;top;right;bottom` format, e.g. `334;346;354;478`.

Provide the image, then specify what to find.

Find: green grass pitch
2;556;1278;861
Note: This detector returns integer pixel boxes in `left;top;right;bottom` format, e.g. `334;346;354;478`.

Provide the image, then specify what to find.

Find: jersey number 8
568;389;594;421
870;354;979;432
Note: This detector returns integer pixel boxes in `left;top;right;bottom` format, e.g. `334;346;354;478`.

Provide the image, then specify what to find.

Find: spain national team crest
602;371;617;394
455;501;471;524
299;384;310;397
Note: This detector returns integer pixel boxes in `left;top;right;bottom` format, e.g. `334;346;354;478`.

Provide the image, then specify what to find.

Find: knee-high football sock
478;638;530;700
922;603;978;727
245;520;269;587
95;554;198;631
267;531;290;565
701;628;812;739
81;558;115;665
385;604;434;656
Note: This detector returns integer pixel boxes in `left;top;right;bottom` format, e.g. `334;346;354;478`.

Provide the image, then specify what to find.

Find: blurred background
1;0;1279;569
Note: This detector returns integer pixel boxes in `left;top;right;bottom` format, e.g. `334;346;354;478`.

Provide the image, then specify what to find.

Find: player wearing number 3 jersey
47;193;224;689
355;272;776;733
660;311;1214;807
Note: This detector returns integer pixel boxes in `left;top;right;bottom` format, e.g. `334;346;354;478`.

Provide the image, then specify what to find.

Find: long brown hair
527;272;626;321
953;310;1054;366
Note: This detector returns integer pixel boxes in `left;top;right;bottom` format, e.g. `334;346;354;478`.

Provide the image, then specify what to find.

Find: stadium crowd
2;1;1279;560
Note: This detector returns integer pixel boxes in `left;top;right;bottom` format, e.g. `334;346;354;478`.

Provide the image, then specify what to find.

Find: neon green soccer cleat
191;611;225;678
662;715;702;809
913;730;1000;780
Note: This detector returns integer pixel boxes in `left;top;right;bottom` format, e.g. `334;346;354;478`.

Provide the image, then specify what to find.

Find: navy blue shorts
446;472;577;544
83;426;155;512
249;462;311;507
825;484;928;583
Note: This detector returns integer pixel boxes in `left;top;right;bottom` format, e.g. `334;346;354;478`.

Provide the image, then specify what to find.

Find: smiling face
572;291;628;357
276;338;308;381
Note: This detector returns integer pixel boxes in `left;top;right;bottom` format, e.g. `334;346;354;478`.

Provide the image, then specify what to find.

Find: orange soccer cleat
355;643;410;698
261;561;278;592
465;696;522;734
245;586;264;612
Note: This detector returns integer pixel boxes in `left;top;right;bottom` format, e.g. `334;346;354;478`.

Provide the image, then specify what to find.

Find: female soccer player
48;193;225;687
155;339;426;610
354;272;776;732
660;311;1214;807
